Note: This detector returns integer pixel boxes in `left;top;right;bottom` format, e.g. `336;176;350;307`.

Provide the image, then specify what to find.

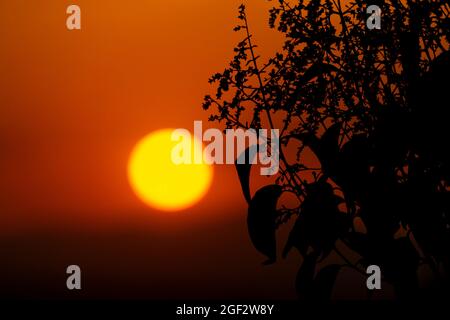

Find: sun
128;129;213;212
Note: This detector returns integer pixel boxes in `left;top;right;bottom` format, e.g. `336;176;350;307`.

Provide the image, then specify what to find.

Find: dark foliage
204;0;450;299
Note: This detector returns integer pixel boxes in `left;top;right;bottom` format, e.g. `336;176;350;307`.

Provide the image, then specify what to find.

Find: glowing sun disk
128;129;213;211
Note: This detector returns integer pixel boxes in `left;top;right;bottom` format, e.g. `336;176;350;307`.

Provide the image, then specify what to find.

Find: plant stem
241;8;304;193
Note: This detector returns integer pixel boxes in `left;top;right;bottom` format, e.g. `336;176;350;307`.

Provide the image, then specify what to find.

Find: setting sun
128;129;213;212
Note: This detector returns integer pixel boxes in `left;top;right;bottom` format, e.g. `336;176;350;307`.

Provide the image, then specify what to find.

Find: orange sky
0;1;395;300
0;0;283;232
0;1;309;300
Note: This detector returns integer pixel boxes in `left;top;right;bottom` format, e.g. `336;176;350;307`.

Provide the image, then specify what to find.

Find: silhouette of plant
203;0;449;299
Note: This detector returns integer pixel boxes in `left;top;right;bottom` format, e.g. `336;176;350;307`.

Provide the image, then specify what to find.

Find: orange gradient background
0;0;283;228
0;0;317;299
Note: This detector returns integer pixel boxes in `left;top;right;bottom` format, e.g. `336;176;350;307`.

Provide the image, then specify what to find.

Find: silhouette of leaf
412;51;450;164
345;232;370;258
399;31;420;90
283;215;308;258
382;237;420;298
317;123;341;175
284;179;347;260
292;123;341;179
235;145;258;204
295;253;317;297
312;264;342;300
335;134;372;203
372;105;410;171
248;184;283;264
